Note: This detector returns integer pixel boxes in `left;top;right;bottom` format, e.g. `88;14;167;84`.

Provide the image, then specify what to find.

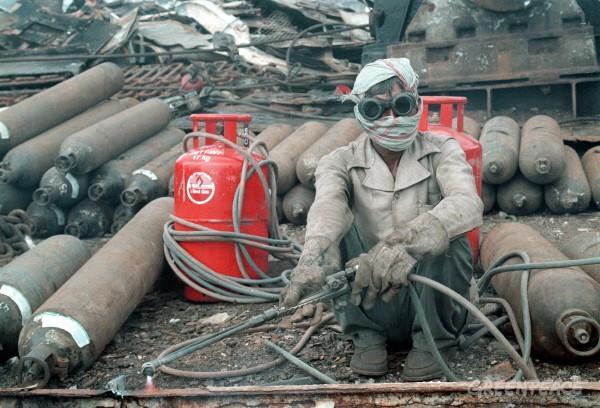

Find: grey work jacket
304;132;484;251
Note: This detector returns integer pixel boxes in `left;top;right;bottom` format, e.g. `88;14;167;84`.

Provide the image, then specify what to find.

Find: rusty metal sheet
387;0;598;88
0;381;599;407
138;20;212;50
388;28;598;88
560;119;600;143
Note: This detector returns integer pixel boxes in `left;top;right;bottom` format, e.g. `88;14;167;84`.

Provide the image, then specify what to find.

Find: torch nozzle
141;361;157;378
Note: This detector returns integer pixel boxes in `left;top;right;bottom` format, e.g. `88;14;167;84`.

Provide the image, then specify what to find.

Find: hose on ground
157;313;335;379
408;274;538;380
477;250;534;381
152;270;539;381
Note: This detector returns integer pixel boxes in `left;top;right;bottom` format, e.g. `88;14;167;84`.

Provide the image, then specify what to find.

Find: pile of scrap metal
0;63;186;265
0;0;370;117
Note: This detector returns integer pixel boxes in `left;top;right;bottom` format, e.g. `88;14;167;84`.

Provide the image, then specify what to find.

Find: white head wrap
349;58;422;152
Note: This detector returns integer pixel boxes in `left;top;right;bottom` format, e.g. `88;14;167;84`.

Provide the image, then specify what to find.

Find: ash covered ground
0;211;599;390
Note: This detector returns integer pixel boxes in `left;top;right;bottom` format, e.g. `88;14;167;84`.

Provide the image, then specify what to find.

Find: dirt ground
0;211;599;391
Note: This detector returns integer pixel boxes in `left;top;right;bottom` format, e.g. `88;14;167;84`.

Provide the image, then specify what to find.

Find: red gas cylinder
173;114;269;302
418;96;482;261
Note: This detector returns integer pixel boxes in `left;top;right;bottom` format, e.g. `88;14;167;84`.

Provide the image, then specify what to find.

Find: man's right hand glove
280;265;326;307
280;236;341;308
350;240;417;310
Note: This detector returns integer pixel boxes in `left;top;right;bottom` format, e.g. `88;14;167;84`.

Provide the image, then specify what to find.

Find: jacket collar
348;133;441;192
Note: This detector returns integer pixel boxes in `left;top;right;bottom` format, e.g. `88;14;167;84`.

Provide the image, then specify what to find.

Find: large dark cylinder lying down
282;184;316;225
0;98;137;188
582;146;600;209
497;173;543;216
55;98;172;175
88;126;184;204
544;146;591;214
561;232;600;284
519;115;565;185
18;197;173;385
0;235;90;359
270;121;328;195
480;116;520;184
480;223;600;360
296;118;363;188
0;62;124;155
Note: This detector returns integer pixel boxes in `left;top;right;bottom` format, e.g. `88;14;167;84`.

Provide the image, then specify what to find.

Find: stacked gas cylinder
0;62;177;383
474;115;599;215
0;62;185;245
262;119;364;225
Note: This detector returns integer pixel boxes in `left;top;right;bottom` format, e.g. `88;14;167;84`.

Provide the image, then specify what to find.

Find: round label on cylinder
186;172;215;205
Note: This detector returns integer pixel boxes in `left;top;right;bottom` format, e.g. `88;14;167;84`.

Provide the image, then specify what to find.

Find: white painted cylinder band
0;284;32;324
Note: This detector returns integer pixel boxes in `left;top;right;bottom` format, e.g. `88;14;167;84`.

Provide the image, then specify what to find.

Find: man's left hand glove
390;213;449;261
350;241;417;310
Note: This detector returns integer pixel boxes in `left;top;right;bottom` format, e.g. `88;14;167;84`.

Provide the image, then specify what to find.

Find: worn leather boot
350;342;388;376
401;348;449;381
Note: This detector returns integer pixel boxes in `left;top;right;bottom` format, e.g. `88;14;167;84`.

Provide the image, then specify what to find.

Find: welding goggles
357;93;418;121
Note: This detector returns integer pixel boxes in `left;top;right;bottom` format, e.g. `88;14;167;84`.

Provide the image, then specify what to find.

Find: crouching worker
280;58;483;381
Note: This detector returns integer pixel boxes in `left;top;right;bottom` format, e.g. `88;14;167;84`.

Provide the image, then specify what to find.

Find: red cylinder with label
173;114;269;302
418;96;482;261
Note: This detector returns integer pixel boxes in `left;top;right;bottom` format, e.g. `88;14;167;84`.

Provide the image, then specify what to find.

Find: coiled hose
164;131;302;303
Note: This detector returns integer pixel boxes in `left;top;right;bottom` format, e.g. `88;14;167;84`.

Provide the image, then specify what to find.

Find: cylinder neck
534;158;551;175
55;153;78;173
0;166;15;184
561;191;580;208
88;180;113;201
121;187;145;207
512;193;527;208
291;204;305;219
33;186;59;206
556;309;600;357
487;161;502;175
65;221;87;238
29;215;46;237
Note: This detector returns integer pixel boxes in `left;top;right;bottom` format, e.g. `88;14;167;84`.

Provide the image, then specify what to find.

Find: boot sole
401;370;444;382
351;365;387;377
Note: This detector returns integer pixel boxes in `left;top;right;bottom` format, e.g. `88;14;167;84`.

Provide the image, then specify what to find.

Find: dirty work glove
390;213;449;261
280;265;326;308
280;236;341;308
350;241;417;310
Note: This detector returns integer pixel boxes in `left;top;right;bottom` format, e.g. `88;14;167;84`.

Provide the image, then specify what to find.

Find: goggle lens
358;93;417;121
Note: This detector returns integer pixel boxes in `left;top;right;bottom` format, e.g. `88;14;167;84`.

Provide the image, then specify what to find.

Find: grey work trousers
334;223;473;351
